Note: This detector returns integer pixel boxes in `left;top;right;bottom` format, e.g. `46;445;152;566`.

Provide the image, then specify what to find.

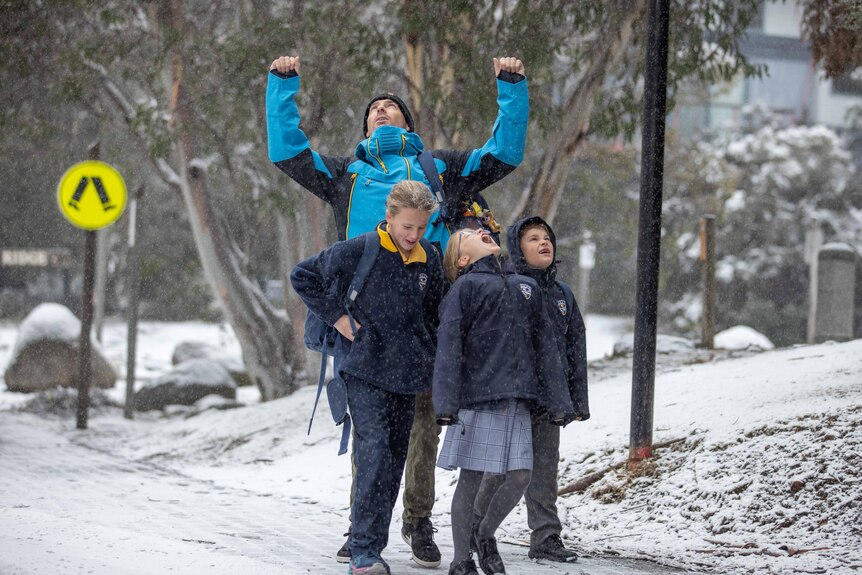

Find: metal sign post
57;160;127;430
76;232;97;429
630;0;670;463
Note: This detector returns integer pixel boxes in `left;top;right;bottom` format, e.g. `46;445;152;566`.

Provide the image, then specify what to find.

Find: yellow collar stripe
377;224;427;264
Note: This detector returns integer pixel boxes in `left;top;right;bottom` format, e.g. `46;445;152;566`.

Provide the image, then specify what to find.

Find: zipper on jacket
400;134;411;179
344;173;359;237
369;139;388;173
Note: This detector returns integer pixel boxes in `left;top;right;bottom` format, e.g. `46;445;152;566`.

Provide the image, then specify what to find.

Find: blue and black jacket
432;254;574;422
290;222;445;395
266;70;529;251
506;216;590;420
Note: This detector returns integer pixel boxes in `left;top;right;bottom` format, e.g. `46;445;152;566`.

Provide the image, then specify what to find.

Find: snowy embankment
1;319;859;574
545;340;862;574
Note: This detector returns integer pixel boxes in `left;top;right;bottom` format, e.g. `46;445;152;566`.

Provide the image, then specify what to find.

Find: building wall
813;77;862;127
671;0;861;134
762;0;802;38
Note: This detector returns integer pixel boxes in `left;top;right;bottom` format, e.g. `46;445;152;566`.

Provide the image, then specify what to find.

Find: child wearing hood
433;226;575;575
473;216;590;565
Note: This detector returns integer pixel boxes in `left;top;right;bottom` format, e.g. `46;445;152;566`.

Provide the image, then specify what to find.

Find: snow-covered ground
1;317;860;574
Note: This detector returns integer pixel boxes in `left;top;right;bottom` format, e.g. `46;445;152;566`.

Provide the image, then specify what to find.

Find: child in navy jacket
291;181;445;575
432;227;575;575
473;216;590;565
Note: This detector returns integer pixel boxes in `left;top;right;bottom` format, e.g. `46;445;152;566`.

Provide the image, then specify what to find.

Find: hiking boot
528;534;579;563
401;517;442;567
471;525;505;574
336;527;351;563
448;558;479;575
349;552;390;575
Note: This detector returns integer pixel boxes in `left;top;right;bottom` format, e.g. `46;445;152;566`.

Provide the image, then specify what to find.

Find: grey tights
451;468;532;562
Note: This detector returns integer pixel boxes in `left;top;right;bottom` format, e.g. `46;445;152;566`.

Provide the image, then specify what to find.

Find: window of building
832;71;862;97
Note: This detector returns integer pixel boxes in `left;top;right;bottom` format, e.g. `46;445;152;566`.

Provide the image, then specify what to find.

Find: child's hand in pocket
334;315;362;341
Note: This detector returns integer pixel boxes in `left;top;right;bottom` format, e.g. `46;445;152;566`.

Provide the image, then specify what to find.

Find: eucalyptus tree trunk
276;184;329;385
512;0;646;225
164;0;298;401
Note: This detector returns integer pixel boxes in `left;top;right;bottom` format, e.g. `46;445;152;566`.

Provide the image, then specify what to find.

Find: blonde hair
443;228;468;283
386;180;438;216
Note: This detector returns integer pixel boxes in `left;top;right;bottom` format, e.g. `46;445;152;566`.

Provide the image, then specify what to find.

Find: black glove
549;413;577;427
436;414;459;426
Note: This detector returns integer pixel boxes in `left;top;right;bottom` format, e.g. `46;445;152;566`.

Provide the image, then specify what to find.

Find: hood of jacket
506;216;558;288
461;253;505;278
354;125;425;169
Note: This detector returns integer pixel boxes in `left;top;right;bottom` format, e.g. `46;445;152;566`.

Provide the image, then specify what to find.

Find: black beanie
363;93;415;136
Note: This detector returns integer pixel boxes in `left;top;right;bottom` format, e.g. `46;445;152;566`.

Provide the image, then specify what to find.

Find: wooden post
578;232;595;317
124;185;144;419
76;230;97;430
805;219;823;344
700;215;716;349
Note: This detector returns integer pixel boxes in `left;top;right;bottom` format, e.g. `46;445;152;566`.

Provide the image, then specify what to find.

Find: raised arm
265;55;351;204
432;56;530;201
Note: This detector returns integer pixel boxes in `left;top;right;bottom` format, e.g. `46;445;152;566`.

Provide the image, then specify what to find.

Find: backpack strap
417;151;445;204
418;151;456;227
307;345;330;435
344;232;380;335
307;232;380;454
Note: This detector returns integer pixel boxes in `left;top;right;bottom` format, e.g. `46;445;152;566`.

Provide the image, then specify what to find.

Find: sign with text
0;248;72;268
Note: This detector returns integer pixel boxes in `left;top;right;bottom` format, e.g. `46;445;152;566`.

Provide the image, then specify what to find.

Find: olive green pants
401;390;442;525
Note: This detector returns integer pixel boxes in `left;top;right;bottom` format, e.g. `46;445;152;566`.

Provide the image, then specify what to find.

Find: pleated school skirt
437;399;533;475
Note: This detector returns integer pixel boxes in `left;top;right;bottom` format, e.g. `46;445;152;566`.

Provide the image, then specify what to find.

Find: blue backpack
305;232;379;455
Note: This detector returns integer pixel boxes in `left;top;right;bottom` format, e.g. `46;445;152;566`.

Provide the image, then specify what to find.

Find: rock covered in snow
133;358;236;411
611;333;696;357
170;341;250;387
4;303;117;392
714;325;774;351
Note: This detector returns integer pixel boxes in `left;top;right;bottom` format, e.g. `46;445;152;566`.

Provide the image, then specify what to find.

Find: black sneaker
336;528;351;564
448;558;479;575
471;525;505;575
528;534;579;563
401;517;442;567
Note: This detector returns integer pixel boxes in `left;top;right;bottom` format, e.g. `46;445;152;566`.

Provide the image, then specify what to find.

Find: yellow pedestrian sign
57;161;127;230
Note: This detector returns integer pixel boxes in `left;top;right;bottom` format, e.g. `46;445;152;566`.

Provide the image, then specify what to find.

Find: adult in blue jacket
267;53;529;566
266;54;529;251
290;181;445;575
473;216;590;565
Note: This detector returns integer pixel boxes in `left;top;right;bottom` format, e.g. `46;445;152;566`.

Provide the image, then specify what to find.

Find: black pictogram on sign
67;176;116;212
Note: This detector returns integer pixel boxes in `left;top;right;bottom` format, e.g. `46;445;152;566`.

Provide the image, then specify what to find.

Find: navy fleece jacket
506;216;590;420
291;223;445;394
432;254;574;422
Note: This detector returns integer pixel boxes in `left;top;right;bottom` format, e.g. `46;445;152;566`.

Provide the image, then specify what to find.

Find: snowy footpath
1;321;860;574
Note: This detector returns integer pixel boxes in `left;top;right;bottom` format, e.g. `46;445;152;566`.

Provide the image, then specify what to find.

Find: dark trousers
524;417;563;546
345;375;416;557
